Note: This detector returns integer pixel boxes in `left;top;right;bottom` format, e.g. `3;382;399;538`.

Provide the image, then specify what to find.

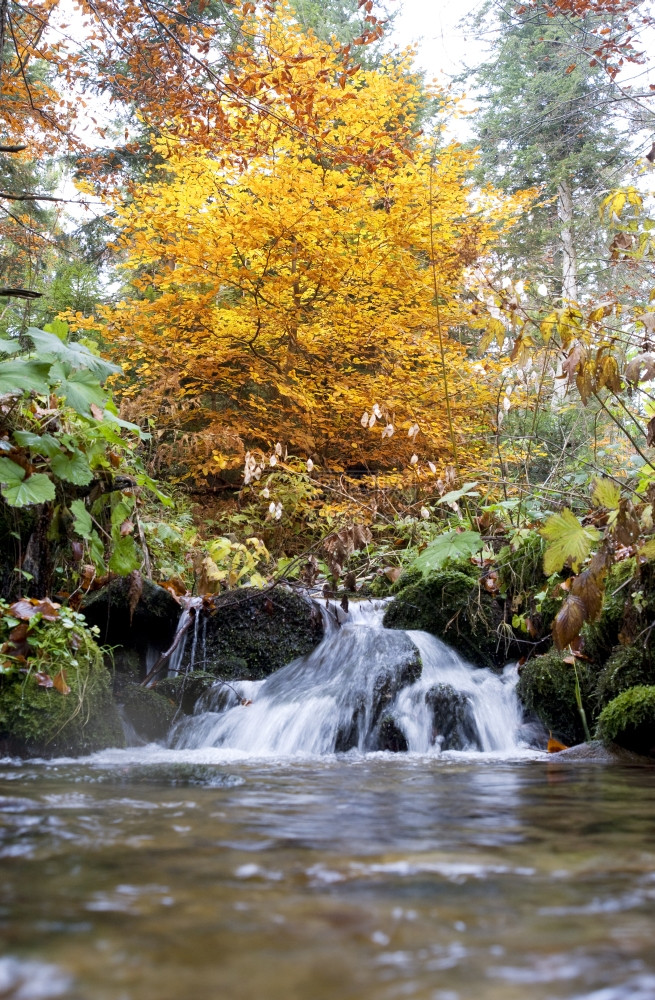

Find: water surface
1;747;654;1000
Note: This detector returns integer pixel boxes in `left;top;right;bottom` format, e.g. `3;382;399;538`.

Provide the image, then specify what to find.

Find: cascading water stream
171;599;527;755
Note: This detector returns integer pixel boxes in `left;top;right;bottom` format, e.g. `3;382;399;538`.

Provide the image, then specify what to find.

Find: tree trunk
558;177;578;303
0;0;8;88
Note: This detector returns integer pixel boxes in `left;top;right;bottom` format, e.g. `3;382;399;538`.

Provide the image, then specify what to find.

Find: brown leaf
9;600;37;621
340;594;349;613
547;736;569;753
120;519;134;537
71;540;84;562
52;670;71;695
35;671;54;688
90;403;104;420
561;343;586;385
647;416;655;448
384;566;402;583
9;623;28;643
127;569;143;625
323;524;372;579
570;568;604;623
263;597;274;614
32;599;60;622
552;594;587;649
343;571;357;592
625;352;655;385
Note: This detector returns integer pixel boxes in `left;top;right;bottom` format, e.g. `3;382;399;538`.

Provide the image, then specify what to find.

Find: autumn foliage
79;4;523;487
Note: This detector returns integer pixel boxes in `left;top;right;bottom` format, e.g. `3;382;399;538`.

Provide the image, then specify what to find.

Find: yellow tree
88;4;523;487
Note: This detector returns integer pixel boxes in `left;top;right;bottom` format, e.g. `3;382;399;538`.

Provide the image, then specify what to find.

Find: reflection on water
0;747;654;1000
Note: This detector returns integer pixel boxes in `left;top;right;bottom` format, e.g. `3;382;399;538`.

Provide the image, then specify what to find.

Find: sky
392;0;487;78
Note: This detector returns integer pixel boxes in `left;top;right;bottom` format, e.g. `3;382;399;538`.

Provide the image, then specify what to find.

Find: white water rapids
171;600;527;756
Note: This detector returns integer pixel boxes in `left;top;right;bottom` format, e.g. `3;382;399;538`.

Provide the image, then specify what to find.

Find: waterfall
171;599;527;756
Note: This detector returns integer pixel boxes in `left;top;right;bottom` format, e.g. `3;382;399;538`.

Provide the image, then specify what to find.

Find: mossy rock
595;685;655;755
156;672;218;715
382;568;510;668
595;645;655;709
0;635;124;757
194;587;324;680
516;650;595;745
425;683;481;751
82;577;180;672
118;682;177;742
375;713;408;752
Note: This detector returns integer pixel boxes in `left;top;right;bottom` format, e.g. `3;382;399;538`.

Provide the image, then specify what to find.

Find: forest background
3;0;655;699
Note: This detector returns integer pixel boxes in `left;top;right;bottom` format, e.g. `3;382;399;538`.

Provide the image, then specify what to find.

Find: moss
156;672;218;714
497;531;546;598
383;568;510;668
595;685;655;755
118;682;177;742
516;650;595;745
0;631;124;757
595;645;655;709
198;587;324;679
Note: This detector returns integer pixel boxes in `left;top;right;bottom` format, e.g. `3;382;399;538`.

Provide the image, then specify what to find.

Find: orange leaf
547;736;569;753
53;670;71;695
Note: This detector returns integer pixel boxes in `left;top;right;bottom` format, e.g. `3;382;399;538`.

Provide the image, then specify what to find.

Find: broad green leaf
0;337;21;355
540;509;601;575
110;499;134;530
0;457;27;486
89;529;105;570
59;369;107;416
0;358;52;395
13;430;61;458
108;534;141;575
70;499;93;539
591;478;621;510
27;327;119;380
436;482;480;506
2;472;55;507
411;530;484;576
50;449;94;486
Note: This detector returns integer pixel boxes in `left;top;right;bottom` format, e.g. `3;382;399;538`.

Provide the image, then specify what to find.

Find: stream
1;603;654;999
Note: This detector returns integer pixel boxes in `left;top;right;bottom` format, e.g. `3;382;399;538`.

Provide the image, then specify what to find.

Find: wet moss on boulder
156;672;218;715
595;685;655;756
383;567;512;669
517;650;595;745
0;633;124;757
117;681;177;743
595;645;655;709
426;683;481;751
198;587;324;679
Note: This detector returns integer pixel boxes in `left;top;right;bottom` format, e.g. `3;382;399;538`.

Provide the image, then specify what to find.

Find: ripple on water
0;957;73;999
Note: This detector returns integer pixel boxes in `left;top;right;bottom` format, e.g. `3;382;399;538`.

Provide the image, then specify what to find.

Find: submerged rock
375;713;409;752
550;739;654;765
425;683;481;751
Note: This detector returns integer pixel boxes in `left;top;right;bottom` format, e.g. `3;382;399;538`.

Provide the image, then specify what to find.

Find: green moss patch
517;650;595;745
596;685;655;755
382;568;511;668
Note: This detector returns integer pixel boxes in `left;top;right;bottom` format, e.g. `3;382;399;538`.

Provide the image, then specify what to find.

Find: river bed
1;747;654;1000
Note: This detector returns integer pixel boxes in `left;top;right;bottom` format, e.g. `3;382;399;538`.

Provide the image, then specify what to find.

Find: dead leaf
52;670;71;695
340;594;349;613
90;403;104;420
119;519;134;537
625;352;655;385
344;571;357;592
9;600;37;620
384;566;402;583
547;736;569;753
127;569;143;625
34;671;54;688
552;594;587;649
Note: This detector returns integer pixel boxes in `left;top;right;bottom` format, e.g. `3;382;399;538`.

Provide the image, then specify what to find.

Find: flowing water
1;602;654;1000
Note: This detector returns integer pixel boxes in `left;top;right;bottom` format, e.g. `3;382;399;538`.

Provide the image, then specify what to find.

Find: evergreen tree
464;1;626;300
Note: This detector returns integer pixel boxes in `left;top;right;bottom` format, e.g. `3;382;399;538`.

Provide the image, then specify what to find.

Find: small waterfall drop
171;600;526;756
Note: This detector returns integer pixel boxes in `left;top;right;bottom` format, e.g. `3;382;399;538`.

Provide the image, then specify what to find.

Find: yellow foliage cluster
88;4;524;485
